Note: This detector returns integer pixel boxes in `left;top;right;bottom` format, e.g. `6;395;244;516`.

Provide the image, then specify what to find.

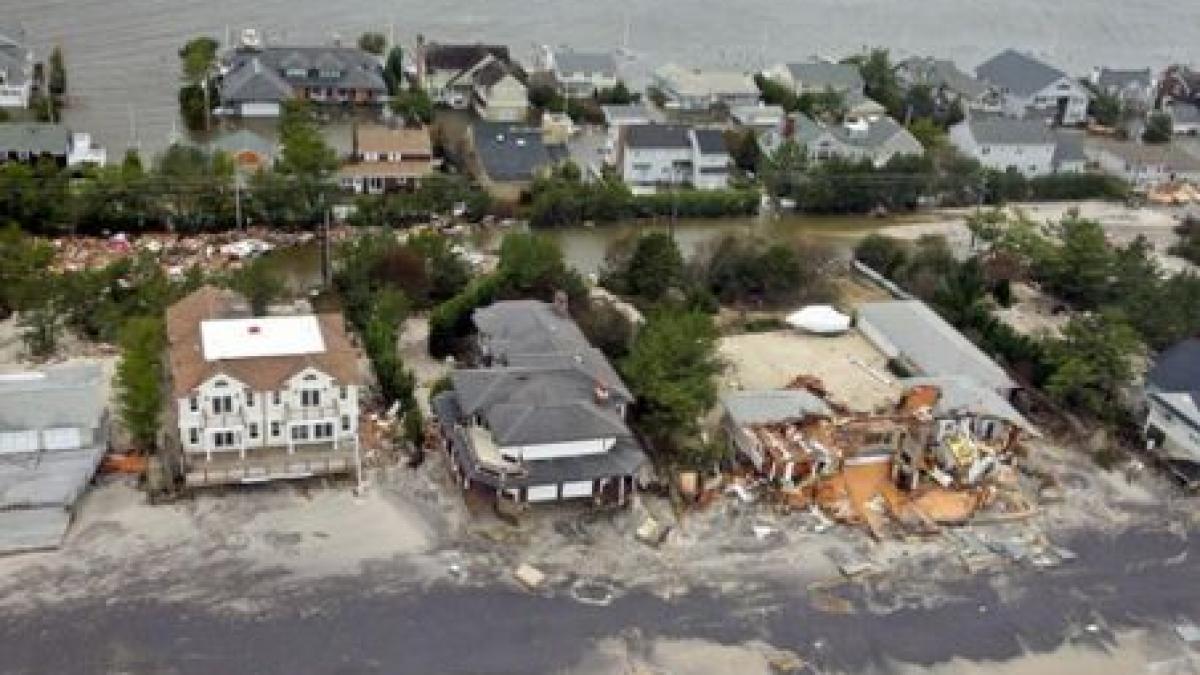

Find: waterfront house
974;49;1090;126
415;40;512;108
540;47;618;98
1159;65;1200;106
444;53;529;122
615;123;731;194
432;297;645;506
856;300;1018;398
166;286;366;488
1092;68;1155;111
220;46;387;117
1169;102;1200;135
652;64;759;110
0;363;107;554
896;56;993;111
468;120;566;201
339;123;434;194
761;113;924;168
0;123;106;168
764;61;865;97
1083;137;1200;189
0;24;34;109
948;115;1059;177
601;103;653;160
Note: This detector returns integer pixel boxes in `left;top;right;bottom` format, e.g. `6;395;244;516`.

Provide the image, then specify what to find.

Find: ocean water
8;0;1199;155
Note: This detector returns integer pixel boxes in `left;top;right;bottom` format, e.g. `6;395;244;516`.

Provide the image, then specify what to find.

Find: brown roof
166;285;364;397
338;159;434;179
355;124;432;155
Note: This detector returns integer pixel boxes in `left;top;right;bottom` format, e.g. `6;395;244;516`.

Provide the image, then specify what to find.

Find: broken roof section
900;376;1036;434
722;389;833;427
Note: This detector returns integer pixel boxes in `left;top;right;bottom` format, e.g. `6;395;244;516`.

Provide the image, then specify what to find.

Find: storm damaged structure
432;297;646;507
721;375;1035;538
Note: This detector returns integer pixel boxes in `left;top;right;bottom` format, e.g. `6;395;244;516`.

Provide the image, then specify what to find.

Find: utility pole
321;203;332;289
234;174;243;230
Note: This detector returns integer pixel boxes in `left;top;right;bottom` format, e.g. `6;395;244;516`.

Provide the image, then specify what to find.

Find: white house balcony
286;402;344;421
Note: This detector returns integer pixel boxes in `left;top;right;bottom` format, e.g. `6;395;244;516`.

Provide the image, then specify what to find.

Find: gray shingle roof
220;57;295;104
471;121;557;182
858;300;1017;392
900;57;989;99
226;46;386;95
722;389;833;426
975;49;1067;97
487;400;630;445
964;116;1055;145
1097;68;1151;92
1148;338;1200;393
794;114;917;151
0;363;105;431
423;43;510;73
553;50;617;78
692;128;728;154
601;104;651;125
785;61;864;93
0;124;70;156
624;124;691;149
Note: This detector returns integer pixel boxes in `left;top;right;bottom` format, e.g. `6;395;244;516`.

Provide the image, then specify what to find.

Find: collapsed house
721;375;1035;538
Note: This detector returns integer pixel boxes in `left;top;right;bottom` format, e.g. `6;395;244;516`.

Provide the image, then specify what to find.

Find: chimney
595;383;610;403
552;290;569;317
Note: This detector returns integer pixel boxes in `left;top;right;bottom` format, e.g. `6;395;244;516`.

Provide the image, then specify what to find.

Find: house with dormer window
220;45;387;117
165;286;366;487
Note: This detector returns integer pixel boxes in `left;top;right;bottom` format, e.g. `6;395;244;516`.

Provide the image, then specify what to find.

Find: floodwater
8;0;1200;156
262;211;908;289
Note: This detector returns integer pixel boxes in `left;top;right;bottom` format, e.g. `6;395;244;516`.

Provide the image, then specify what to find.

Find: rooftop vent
247;325;261;335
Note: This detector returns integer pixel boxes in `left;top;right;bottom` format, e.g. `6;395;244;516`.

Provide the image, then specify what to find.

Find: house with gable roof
0;24;35;109
220;44;387;117
432;296;645;506
974;49;1090;126
165;286;367;487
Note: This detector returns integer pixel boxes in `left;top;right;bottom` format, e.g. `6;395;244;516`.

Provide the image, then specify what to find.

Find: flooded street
7;0;1200;156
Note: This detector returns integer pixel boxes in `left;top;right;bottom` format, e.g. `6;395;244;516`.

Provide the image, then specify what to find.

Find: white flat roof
200;316;325;361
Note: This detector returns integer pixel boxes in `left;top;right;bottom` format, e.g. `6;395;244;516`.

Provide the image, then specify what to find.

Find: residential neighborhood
5;12;1200;673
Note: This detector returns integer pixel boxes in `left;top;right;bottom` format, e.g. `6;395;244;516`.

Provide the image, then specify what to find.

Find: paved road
0;524;1196;674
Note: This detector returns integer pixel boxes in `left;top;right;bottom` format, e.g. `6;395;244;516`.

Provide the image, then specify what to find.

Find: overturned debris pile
721;375;1037;539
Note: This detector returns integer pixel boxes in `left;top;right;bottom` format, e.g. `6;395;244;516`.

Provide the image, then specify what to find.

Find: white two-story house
166;286;365;487
949;115;1058;177
445;53;529;122
616;123;731;194
540;47;618;99
975;49;1090;126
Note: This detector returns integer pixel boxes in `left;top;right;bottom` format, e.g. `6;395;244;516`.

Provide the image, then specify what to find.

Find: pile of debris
720;375;1037;540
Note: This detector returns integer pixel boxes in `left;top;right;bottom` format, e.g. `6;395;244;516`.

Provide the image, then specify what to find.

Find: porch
183;442;358;487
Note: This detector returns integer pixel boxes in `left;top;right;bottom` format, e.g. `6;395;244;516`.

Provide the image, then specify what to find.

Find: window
244;389;255;407
314;423;333;439
188;395;199;412
339;386;348;400
248;423;259;439
341;415;351;431
271;421;281;437
291;425;310;441
212;396;233;414
301;390;321;407
189;428;199;445
212;431;236;448
272;391;281;405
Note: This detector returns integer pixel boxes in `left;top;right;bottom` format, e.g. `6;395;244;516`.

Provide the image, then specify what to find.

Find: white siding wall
620;146;692;193
177;368;360;457
1146;399;1200;462
502;437;614;461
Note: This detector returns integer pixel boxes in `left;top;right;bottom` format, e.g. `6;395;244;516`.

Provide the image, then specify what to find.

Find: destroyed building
721;376;1035;537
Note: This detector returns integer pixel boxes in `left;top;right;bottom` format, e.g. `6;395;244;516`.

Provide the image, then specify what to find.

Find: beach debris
513;563;546;591
636;516;670;547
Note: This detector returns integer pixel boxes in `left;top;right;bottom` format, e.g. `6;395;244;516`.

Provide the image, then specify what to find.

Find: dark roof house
433;299;646;504
470;121;564;183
